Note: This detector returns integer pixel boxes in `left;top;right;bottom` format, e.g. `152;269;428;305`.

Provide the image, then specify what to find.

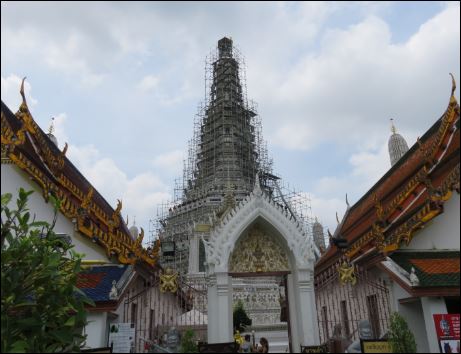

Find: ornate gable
202;174;318;272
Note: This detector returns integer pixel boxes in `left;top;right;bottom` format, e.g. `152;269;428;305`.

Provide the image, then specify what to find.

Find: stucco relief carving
203;175;317;272
229;225;289;273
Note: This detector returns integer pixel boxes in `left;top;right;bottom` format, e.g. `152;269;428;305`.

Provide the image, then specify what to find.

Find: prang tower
157;37;272;276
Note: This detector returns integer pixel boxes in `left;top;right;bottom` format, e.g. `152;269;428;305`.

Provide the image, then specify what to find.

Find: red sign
433;314;460;340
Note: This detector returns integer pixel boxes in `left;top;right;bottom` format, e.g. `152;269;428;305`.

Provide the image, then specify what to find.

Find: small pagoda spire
48;117;55;135
388;118;409;166
46;117;58;146
129;216;139;240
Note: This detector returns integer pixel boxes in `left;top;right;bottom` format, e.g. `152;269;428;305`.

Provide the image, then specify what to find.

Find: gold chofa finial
450;73;456;96
20;77;27;103
48;117;55;135
390;118;397;134
18;77;30;114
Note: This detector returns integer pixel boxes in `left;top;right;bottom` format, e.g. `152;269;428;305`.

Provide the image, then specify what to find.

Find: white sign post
108;323;135;353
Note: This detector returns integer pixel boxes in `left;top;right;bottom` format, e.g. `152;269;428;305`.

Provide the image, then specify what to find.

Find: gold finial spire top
390;118;397;134
48;117;55;135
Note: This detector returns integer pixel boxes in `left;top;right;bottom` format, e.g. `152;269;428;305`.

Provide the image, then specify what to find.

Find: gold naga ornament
160;268;178;293
338;261;357;286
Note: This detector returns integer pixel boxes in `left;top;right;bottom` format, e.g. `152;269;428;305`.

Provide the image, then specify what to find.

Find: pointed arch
203;181;317;273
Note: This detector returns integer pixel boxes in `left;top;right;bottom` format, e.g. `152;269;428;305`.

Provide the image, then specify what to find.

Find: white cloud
1;2;459;240
152;150;184;175
311;140;394;232
51;118;174;233
1;74;38;109
67;143;172;233
349;142;389;183
254;5;460;152
310;194;347;235
138;75;160;92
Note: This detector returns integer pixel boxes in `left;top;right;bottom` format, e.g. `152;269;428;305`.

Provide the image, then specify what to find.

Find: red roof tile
410;259;460;274
76;273;105;289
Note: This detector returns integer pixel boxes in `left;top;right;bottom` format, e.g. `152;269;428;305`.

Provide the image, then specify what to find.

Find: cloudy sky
2;1;460;239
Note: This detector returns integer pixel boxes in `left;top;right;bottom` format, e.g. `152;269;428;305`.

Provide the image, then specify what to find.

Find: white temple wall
84;312;109;349
390;280;430;353
421;297;448;353
401;193;460;250
1;163;109;261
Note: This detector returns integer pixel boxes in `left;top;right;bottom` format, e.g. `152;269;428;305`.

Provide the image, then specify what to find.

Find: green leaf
1;193;12;206
63;316;75;327
9;340;28;353
51;330;73;343
22;212;30;225
29;221;49;228
1;191;92;352
16;317;42;327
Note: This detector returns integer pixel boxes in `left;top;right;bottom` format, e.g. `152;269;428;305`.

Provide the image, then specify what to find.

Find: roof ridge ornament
19;77;29;114
450;72;456;97
449;73;458;108
409;267;420;286
109;280;118;300
253;172;262;194
62;142;68;156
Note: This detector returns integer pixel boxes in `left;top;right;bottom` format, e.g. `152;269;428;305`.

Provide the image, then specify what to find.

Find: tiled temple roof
316;77;460;273
77;265;129;302
390;251;460;288
1;79;160;267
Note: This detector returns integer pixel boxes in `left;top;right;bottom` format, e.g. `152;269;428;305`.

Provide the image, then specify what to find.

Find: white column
421;296;448;353
216;272;233;343
297;268;320;347
287;273;300;353
188;234;199;274
207;274;219;342
207;272;233;343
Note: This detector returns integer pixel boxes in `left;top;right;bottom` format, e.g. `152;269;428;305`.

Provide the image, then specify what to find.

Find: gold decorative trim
160;268;178;293
338;261;357;286
3;136;159;267
1;79;160;266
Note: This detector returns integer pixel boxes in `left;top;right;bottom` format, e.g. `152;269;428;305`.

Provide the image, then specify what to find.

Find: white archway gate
203;177;320;352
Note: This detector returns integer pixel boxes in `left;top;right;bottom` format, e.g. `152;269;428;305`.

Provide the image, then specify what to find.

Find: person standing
254;337;269;353
240;334;252;353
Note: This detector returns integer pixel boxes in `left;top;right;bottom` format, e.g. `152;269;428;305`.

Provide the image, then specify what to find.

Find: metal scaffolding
148;38;315;275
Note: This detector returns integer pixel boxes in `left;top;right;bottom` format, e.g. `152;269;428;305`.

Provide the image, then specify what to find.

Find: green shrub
388;312;417;353
1;189;94;353
180;329;198;353
233;300;252;333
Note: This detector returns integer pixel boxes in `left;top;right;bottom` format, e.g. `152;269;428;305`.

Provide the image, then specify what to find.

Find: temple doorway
204;181;320;353
230;272;291;353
